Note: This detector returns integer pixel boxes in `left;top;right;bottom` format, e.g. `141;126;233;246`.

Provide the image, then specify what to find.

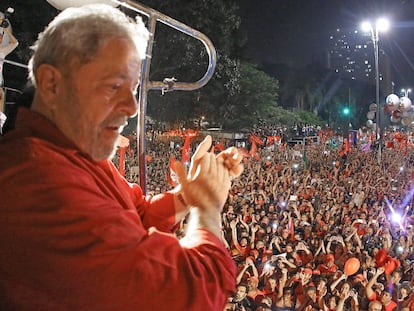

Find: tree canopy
2;0;327;130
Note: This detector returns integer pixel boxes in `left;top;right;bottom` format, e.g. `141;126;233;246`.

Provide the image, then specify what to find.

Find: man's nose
118;89;138;117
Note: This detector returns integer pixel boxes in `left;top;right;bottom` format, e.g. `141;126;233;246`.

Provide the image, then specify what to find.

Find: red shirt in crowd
368;292;398;311
0;109;236;311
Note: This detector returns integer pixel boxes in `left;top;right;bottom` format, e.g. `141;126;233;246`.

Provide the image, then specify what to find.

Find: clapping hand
175;136;235;210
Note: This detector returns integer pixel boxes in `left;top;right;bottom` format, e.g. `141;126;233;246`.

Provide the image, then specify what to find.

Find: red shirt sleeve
105;160;178;232
0;132;236;310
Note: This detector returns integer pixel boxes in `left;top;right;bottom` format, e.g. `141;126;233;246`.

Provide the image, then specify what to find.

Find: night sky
2;0;414;90
240;0;414;87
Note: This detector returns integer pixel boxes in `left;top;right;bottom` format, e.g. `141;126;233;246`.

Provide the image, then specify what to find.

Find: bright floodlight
361;21;372;32
376;18;389;32
391;212;402;223
361;18;389;33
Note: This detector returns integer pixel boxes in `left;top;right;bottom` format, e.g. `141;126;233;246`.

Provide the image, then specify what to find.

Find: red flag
115;135;130;177
250;134;264;145
266;136;274;146
181;131;198;163
167;155;178;187
275;135;281;145
249;141;260;160
249;140;257;156
181;134;192;163
118;147;126;177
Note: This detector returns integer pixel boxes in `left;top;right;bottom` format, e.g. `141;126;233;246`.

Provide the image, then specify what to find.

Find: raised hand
216;146;244;178
175;151;231;212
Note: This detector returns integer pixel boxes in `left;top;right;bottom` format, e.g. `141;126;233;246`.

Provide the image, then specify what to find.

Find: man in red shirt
366;267;397;311
317;253;338;275
0;4;243;311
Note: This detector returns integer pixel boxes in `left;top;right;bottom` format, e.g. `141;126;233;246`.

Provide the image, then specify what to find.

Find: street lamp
361;17;389;163
401;88;411;98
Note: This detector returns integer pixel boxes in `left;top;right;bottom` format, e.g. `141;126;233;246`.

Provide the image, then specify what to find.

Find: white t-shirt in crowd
0;40;18;86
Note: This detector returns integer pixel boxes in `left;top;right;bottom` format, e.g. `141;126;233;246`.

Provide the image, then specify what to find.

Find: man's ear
35;64;63;107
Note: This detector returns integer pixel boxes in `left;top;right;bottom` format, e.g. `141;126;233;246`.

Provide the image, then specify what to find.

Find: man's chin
87;144;117;162
107;147;118;161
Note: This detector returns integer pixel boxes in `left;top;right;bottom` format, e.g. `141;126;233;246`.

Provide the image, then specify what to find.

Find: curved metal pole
114;0;217;193
137;11;157;194
3;59;28;69
116;0;217;92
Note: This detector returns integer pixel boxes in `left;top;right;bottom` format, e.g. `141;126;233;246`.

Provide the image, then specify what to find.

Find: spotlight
391;213;401;223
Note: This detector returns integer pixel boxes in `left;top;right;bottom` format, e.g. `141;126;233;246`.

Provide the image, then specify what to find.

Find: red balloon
344;257;360;276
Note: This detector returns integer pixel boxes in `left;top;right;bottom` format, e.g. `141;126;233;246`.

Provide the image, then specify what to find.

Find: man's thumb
173;161;187;186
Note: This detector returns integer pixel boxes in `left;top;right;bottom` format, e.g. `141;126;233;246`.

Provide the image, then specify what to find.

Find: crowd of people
122;129;414;311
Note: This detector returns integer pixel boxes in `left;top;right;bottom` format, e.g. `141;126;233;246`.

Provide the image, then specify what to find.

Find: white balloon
45;0;118;10
369;103;377;112
386;94;400;111
401;117;411;126
366;111;375;120
366;120;373;128
399;96;412;112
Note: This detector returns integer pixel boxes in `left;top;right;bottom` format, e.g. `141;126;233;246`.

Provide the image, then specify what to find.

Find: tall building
327;27;392;93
